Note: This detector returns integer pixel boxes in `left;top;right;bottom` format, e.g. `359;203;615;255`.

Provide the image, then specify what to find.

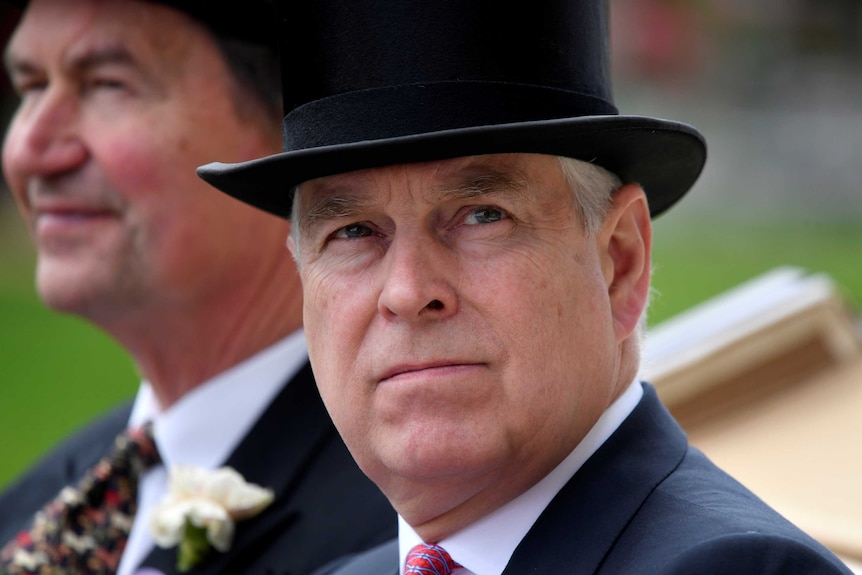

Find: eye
11;77;47;97
463;206;507;225
333;223;376;239
89;77;128;91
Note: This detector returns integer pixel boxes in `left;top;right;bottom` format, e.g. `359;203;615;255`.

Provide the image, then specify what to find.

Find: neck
92;261;303;410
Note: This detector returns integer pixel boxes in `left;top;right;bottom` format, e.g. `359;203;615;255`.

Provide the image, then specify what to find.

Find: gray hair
556;156;618;234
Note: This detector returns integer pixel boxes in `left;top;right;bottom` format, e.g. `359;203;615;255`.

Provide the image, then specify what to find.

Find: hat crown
278;0;617;148
197;0;705;222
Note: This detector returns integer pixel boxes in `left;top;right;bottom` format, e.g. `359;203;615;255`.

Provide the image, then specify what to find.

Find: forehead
7;0;201;73
299;153;560;203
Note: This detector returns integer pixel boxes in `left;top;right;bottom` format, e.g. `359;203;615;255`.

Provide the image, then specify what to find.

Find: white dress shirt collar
128;329;308;469
398;379;643;575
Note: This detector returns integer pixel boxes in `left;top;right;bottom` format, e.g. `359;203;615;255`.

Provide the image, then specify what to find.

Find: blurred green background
1;0;862;490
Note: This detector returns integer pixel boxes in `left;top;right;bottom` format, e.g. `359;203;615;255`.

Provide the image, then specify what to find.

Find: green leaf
177;519;211;572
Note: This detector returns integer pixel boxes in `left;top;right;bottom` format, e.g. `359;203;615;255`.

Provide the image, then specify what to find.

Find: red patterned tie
404;543;462;574
0;423;160;574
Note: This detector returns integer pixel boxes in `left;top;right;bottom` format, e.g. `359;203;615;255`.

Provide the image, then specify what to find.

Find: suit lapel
327;540;399;575
62;405;130;487
503;383;688;574
138;363;335;574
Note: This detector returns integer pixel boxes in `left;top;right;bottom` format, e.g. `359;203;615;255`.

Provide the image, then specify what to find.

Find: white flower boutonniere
149;465;274;572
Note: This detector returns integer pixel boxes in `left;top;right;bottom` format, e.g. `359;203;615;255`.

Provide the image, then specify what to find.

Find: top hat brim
197;114;706;220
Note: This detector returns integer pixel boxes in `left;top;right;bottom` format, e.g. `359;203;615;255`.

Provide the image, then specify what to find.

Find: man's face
3;0;282;322
294;153;648;529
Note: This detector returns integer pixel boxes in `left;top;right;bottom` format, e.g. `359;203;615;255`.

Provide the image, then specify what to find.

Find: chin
36;265;105;316
385;434;503;483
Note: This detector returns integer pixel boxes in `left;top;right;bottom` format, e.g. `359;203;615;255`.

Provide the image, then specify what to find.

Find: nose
3;86;87;181
377;233;459;321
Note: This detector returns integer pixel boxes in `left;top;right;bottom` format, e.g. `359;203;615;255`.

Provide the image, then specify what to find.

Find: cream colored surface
643;267;862;569
686;356;862;563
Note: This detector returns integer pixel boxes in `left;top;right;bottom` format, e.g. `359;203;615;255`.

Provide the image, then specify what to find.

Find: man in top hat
199;0;854;573
0;0;394;573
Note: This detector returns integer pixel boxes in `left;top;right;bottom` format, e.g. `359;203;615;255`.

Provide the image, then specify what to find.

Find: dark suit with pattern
0;363;397;575
314;383;851;575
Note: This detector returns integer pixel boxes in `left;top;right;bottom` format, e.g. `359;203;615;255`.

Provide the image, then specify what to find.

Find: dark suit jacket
316;383;852;575
0;363;397;575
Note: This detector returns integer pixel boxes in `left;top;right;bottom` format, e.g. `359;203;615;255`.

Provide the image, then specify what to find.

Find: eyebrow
440;170;530;202
299;166;530;236
5;43;138;80
299;192;368;236
70;44;136;71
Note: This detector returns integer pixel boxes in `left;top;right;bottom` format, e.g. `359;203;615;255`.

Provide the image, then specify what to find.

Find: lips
27;178;124;224
32;203;120;238
35;204;116;219
377;361;483;384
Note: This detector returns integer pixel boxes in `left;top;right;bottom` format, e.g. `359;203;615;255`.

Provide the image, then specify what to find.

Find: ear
597;183;652;342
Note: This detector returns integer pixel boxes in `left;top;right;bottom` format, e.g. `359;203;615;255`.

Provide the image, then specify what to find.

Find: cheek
483;248;611;381
302;266;368;386
92;116;201;201
93;129;206;229
93;141;165;204
302;269;338;335
302;268;379;449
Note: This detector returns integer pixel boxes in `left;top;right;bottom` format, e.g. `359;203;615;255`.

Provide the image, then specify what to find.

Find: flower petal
205;516;235;552
185;499;229;526
148;464;274;557
196;467;275;519
150;501;192;548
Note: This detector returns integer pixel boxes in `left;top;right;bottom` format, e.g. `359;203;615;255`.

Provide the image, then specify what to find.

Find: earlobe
600;183;652;341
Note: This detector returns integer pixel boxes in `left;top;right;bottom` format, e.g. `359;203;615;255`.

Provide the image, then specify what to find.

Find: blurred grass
0;205;138;489
648;217;862;324
0;203;860;489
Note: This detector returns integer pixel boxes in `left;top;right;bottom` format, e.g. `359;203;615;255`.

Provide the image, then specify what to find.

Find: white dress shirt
398;379;643;575
117;330;308;575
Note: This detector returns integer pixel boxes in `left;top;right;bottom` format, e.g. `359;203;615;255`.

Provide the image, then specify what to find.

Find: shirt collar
128;330;307;470
399;379;643;575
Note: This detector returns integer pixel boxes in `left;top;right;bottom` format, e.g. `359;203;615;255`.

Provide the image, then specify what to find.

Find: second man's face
292;152;640;529
3;0;284;323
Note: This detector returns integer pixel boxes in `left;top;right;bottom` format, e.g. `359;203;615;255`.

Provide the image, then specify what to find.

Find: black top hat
198;0;706;219
6;1;275;45
155;1;275;45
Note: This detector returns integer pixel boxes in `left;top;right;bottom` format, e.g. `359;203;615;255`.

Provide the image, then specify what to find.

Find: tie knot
404;543;461;575
115;422;161;472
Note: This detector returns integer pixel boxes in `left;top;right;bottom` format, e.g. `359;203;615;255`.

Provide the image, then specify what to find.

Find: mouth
377;361;484;385
33;206;118;233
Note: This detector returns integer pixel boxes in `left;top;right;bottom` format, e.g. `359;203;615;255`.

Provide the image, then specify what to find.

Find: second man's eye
464;207;506;225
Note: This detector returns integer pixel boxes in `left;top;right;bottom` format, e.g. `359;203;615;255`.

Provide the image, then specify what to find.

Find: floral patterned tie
404;543;462;574
0;423;161;574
